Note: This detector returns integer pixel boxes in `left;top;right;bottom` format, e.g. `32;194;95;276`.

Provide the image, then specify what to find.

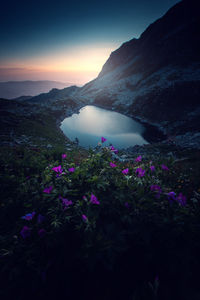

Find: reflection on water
60;105;148;149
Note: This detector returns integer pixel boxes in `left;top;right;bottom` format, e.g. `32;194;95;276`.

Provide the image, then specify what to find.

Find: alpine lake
60;105;164;149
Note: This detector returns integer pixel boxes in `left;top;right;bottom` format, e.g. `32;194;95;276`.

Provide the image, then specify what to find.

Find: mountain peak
98;0;199;78
77;0;200;143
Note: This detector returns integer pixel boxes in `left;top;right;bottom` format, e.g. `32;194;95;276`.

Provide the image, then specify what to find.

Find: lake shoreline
59;101;200;150
59;104;166;149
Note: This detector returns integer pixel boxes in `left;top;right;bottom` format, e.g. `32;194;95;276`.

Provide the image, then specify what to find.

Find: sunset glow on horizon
0;0;180;84
0;43;118;84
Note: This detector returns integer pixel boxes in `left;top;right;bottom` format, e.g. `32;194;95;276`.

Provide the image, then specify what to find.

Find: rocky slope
24;85;80;105
74;0;200;145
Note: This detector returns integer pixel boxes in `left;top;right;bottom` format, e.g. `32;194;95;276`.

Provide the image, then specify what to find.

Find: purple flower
20;226;31;239
110;162;117;168
37;214;45;224
176;193;187;206
52;165;63;174
101;137;107;143
62;154;67;159
62;198;73;209
161;164;169;171
110;146;114;151
122;168;129;175
68;167;75;173
82;214;88;222
90;194;100;205
136;167;145;177
135;155;142;162
59;195;73;208
167;191;176;203
110;145;115;151
38;228;46;238
150;185;162;198
21;212;36;221
43;186;53;194
150;166;155;172
110;145;118;154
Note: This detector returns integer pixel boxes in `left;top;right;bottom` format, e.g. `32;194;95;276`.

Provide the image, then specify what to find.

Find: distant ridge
0;80;72;99
26;85;80;105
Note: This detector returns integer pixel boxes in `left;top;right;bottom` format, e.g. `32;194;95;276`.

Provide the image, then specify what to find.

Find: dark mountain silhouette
26;85;80;105
0;80;71;99
76;0;200;139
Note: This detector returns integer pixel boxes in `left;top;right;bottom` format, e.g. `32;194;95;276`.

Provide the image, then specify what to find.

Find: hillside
74;0;200;146
0;80;71;99
26;85;80;105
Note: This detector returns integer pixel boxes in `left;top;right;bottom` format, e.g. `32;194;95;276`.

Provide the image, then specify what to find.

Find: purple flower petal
176;193;187;206
110;145;118;153
20;226;31;239
110;145;115;151
135;155;142;162
110;162;117;168
68;167;75;173
167;191;176;202
52;165;63;174
43;186;53;194
122;168;129;175
161;164;169;171
90;194;100;205
150;166;155;172
62;154;67;159
101;137;107;143
136;167;145;177
21;212;36;221
62;197;73;208
82;214;87;222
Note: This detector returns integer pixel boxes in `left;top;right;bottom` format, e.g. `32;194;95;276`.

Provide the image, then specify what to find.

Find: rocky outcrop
26;85;81;105
74;0;200;138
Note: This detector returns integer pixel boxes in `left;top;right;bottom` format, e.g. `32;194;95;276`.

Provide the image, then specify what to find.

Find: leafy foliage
0;143;200;300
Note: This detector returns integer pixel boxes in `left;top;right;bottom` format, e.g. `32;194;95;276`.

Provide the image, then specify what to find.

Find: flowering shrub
0;143;200;300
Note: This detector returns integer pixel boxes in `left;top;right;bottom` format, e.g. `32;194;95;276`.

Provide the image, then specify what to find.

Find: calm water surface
60;105;148;149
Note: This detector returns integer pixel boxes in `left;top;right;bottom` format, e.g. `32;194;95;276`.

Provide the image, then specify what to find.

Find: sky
0;0;180;85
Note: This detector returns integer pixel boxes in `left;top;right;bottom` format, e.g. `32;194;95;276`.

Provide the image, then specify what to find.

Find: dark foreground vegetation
0;141;200;300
